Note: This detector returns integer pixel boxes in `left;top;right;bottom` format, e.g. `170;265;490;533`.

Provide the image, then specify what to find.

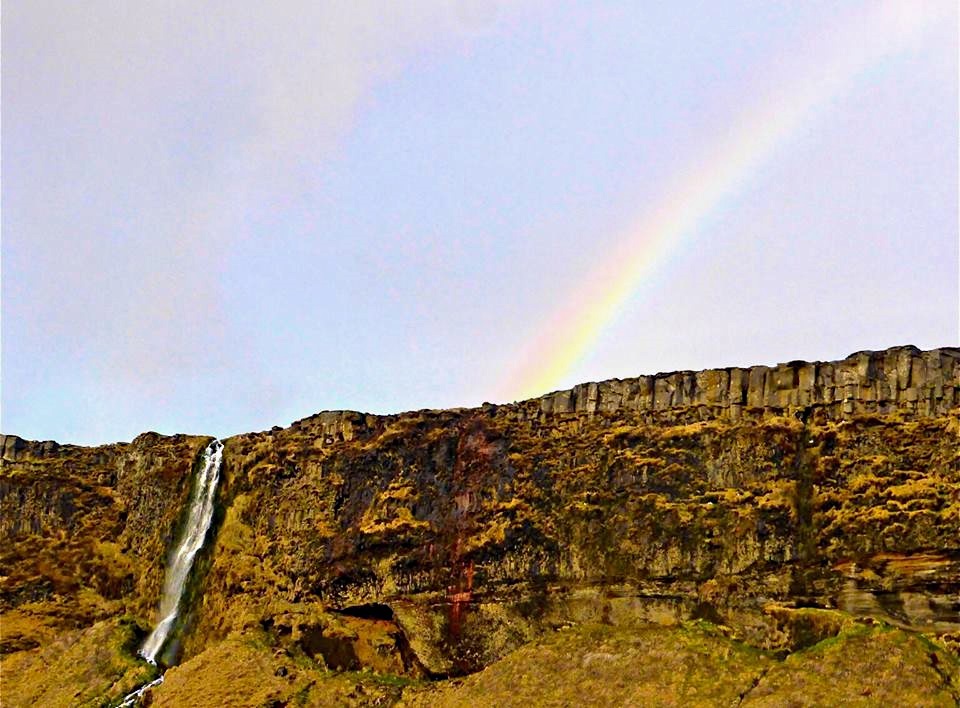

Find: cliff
2;345;959;706
536;344;958;419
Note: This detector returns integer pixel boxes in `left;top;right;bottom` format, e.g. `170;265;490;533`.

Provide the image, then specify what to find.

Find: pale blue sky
3;1;957;445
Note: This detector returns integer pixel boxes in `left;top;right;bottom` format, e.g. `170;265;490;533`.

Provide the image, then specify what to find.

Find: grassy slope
5;617;955;707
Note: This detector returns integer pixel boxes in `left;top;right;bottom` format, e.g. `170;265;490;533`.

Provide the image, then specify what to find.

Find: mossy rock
743;623;960;706
0;617;156;708
402;622;774;707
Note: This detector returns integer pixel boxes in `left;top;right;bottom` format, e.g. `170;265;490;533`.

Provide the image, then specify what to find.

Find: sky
2;0;957;445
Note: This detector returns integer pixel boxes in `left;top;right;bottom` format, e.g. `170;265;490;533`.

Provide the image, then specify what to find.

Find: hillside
2;345;958;706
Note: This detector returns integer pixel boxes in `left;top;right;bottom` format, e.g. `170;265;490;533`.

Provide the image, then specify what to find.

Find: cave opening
335;603;395;621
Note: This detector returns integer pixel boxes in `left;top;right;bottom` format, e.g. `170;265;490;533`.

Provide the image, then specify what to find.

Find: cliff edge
2;345;958;706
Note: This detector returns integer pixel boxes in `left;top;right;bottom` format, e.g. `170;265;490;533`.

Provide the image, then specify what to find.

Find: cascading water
141;438;223;664
119;438;223;706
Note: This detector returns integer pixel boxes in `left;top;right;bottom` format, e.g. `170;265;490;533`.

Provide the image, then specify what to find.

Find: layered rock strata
536;345;959;420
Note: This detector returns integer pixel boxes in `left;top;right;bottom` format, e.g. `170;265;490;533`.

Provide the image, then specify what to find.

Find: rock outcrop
537;345;959;420
1;345;958;706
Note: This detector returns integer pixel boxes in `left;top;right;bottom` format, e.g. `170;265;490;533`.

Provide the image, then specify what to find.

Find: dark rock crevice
736;664;773;705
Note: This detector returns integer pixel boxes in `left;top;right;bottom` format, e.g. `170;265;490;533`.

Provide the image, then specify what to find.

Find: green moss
745;624;959;706
1;618;157;708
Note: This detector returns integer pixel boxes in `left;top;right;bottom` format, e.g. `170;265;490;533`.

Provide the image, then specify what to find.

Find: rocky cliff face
0;433;210;653
2;345;958;706
538;344;958;419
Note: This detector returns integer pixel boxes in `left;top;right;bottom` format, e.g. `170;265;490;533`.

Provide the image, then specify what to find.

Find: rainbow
499;1;942;402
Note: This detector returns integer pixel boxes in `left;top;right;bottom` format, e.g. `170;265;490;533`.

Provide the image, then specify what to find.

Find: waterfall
139;438;224;665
